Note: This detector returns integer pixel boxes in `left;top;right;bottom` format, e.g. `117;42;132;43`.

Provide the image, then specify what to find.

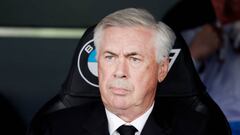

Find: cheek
98;62;115;92
98;63;107;89
98;70;108;89
132;64;158;80
131;65;158;91
98;70;111;103
98;61;110;78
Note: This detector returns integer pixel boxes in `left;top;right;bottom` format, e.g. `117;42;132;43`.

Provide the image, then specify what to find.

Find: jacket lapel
83;102;110;135
141;113;166;135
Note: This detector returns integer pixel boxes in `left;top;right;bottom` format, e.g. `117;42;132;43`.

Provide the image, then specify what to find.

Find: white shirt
105;103;154;135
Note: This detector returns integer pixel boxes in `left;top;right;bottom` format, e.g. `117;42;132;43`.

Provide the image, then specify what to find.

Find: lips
110;86;130;95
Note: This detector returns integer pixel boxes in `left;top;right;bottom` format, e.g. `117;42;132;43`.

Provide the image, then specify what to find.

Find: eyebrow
125;52;139;57
104;51;117;56
104;51;142;58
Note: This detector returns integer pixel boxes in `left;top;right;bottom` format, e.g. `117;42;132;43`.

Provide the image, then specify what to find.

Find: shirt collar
105;103;154;135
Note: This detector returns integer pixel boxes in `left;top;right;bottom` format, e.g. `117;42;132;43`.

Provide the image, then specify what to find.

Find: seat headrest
62;26;206;97
157;32;206;97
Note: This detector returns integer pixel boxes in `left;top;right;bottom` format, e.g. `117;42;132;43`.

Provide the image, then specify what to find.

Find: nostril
114;73;127;79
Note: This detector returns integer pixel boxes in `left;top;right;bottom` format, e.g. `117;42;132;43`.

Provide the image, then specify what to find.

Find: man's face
97;26;168;114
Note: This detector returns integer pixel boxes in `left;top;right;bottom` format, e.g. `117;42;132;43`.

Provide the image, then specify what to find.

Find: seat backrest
28;25;231;135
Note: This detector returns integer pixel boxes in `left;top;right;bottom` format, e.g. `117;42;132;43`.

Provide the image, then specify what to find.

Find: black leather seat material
28;25;231;135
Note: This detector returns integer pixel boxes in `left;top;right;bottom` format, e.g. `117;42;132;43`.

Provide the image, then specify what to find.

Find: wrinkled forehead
99;26;156;53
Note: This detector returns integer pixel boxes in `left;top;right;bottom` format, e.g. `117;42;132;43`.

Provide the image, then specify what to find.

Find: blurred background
1;0;239;134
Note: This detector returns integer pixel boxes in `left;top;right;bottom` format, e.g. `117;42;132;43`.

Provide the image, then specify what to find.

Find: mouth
110;87;130;95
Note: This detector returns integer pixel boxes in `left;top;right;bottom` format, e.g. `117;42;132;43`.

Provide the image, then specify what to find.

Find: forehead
100;26;156;53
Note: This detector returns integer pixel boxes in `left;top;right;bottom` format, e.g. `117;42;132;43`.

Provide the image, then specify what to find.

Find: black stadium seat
28;25;231;135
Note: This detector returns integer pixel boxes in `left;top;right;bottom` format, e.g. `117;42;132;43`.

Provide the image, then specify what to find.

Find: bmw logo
77;39;99;87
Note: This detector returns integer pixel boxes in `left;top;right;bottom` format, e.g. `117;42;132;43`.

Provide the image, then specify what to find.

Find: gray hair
94;8;176;63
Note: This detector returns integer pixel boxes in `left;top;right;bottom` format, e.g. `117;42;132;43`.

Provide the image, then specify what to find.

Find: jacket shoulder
39;101;105;135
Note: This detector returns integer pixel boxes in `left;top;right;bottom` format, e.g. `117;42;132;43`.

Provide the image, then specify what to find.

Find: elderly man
39;8;175;135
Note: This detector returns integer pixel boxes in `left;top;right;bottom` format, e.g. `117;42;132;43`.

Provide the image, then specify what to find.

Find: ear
157;58;169;82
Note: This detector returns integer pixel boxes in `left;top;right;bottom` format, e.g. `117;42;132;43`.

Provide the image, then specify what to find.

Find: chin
111;100;131;110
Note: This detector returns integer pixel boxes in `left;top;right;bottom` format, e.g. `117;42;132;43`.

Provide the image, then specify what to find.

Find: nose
113;58;128;79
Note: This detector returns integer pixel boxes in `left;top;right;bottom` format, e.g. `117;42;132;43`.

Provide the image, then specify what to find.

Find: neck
108;102;154;122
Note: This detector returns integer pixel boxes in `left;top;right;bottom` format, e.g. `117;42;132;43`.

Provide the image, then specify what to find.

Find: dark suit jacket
39;99;209;135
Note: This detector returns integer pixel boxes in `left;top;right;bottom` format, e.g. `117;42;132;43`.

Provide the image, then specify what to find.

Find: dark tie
117;125;137;135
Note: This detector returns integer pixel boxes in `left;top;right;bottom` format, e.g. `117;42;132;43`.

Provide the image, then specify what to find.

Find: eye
104;55;115;61
129;57;141;63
